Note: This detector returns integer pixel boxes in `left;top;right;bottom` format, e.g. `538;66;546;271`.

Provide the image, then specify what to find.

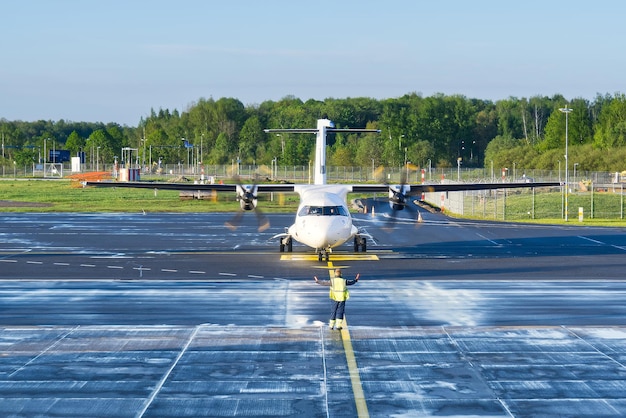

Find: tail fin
264;119;379;185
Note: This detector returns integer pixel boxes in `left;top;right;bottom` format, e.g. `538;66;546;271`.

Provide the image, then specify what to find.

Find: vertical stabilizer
315;119;334;185
264;120;379;186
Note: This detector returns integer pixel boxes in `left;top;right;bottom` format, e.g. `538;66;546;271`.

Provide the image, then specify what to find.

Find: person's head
334;269;342;277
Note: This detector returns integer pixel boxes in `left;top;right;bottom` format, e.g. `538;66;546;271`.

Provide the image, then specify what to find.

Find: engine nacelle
388;184;411;210
236;184;258;211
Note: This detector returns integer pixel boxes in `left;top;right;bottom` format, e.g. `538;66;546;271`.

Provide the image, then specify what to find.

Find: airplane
85;118;560;261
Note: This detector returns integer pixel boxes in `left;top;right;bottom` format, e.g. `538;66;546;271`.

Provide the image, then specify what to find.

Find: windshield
298;205;348;217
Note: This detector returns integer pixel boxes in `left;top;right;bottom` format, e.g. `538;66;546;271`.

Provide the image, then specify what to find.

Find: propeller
375;165;417;230
224;171;270;232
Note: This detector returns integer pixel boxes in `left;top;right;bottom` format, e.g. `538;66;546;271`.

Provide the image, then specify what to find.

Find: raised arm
314;276;331;286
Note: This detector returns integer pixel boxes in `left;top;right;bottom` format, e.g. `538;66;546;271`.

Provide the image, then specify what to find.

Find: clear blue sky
1;0;624;126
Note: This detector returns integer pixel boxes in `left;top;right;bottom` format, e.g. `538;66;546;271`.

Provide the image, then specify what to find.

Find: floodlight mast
559;105;573;221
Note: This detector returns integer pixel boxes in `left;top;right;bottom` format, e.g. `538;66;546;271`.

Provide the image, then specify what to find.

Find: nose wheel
317;250;330;262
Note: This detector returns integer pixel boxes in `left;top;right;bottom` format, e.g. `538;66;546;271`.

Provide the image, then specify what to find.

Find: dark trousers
330;300;346;321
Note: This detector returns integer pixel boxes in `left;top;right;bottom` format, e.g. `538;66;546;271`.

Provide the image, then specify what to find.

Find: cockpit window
298;205;348;217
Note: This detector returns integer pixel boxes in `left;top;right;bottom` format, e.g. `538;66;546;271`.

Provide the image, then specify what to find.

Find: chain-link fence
3;162;626;221
424;183;626;221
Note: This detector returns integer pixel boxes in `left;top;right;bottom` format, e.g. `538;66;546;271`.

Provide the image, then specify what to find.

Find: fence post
591;183;594;219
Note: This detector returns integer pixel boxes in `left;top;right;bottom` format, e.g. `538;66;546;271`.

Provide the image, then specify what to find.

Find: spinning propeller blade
224;171;270;232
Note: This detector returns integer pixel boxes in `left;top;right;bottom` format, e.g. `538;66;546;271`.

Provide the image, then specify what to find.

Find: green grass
3;179;626;227
0;179;300;213
458;189;626;227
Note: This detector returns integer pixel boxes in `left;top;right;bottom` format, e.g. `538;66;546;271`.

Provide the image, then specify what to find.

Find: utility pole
559;105;573;221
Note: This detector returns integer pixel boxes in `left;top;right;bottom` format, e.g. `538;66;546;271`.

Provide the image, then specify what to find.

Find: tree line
2;92;626;173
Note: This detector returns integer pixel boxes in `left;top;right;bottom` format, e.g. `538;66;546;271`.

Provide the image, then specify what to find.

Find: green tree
64;131;85;156
594;93;626;149
86;130;114;168
239;116;263;164
209;132;230;164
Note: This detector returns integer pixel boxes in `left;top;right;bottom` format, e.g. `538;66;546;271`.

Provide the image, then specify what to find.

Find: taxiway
1;210;626;417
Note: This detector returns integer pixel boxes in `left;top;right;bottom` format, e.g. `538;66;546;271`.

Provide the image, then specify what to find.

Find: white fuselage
288;185;358;251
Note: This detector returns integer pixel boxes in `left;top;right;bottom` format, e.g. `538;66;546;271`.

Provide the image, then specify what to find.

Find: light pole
43;138;52;177
559;105;573;221
573;162;579;191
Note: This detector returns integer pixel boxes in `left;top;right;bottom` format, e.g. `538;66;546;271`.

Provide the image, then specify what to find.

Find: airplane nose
300;217;350;248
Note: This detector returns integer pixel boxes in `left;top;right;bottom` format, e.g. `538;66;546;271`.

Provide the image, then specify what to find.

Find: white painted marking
248;275;264;279
320;327;329;417
107;265;124;269
161;269;178;273
26;261;43;265
475;233;500;246
219;272;236;276
138;326;201;417
189;271;205;274
578;236;604;244
53;262;70;266
80;264;96;268
9;327;77;377
578;236;626;251
0;260;17;263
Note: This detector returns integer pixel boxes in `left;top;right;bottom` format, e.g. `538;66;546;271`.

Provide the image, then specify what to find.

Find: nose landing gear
317;249;330;262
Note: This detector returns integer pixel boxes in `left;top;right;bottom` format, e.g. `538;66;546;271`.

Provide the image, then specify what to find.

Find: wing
350;181;560;195
84;181;295;193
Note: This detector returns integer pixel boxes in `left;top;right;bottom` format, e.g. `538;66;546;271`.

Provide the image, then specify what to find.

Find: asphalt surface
1;207;626;417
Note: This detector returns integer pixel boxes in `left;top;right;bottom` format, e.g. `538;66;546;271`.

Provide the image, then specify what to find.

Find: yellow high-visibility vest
329;277;349;301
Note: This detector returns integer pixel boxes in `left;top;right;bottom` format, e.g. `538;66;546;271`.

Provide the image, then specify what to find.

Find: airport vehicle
86;119;559;261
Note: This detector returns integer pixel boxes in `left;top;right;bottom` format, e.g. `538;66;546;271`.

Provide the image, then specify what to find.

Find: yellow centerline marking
340;320;369;418
326;261;369;418
281;254;379;261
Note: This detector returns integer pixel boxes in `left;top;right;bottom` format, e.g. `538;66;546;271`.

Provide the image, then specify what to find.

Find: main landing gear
354;235;367;252
279;236;293;253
